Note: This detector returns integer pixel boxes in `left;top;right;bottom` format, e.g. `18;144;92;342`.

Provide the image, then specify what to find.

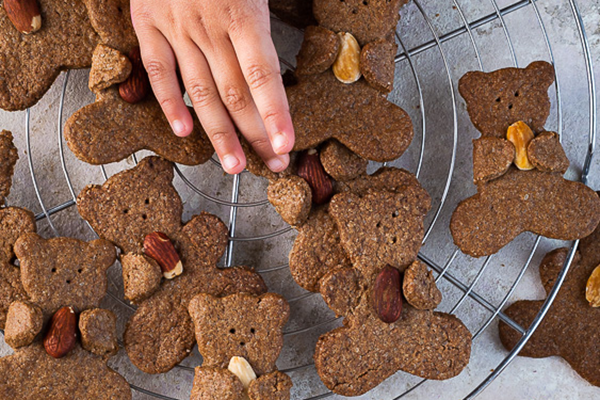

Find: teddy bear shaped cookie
188;292;292;399
65;42;214;166
286;0;413;162
0;0;100;111
0;231;132;399
499;207;600;387
77;156;268;374
451;61;600;257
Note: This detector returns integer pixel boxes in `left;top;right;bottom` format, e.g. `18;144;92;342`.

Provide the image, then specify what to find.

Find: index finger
229;20;295;156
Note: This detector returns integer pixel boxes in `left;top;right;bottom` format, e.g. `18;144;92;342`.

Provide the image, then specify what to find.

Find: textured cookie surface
313;0;404;45
296;26;340;76
84;0;137;53
0;344;131;399
360;39;398;93
287;71;413;162
527;131;569;173
77;156;267;373
189;293;290;376
267;175;312;226
88;44;132;92
403;260;442;310
0;0;99;111
499;219;600;386
0;131;18;200
248;371;293;400
191;367;245;400
320;140;367;182
458;61;555;138
14;233;116;315
0;207;36;328
451;167;600;257
472;137;514;183
65;88;214;166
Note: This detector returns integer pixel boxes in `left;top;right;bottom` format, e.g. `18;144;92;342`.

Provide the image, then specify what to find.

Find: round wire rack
5;0;597;398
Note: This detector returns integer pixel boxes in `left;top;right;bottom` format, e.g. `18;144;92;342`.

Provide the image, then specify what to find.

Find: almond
4;0;42;34
43;306;78;358
296;149;334;205
507;121;535;171
143;232;183;279
586;264;600;307
372;265;403;323
119;46;150;104
228;356;257;389
332;32;362;84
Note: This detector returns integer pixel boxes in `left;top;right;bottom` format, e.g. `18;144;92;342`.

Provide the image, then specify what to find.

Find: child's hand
131;0;295;174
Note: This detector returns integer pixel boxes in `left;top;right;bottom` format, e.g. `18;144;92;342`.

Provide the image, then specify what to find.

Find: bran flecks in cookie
65;44;214;166
313;0;404;46
0;231;130;399
0;0;99;111
15;233;116;315
0;130;18;201
458;61;555;138
84;0;137;54
267;175;312;227
319;140;367;182
288;71;413;162
296;26;340;76
188;292;292;400
360;39;398;94
451;61;600;257
77;156;267;374
88;44;132;93
499;217;600;387
403;260;442;310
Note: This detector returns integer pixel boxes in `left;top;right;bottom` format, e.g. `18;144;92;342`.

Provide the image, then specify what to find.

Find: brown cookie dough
288;71;413;162
121;253;162;304
472;137;514;184
451;167;600;258
65;85;214;166
248;371;293;400
329;186;431;276
289;208;352;292
14;233;116;315
89;44;132;93
458;61;555;138
402;260;442;310
0;0;99;111
0;130;18;201
0;344;131;399
499;216;600;386
267;175;312;226
4;301;43;349
319;266;360;316
360;39;398;93
77;156;267;374
189;293;290;376
527;131;569;173
320;140;367;182
296;26;340;76
79;308;119;357
313;0;405;45
314;299;472;396
0;207;36;328
83;0;137;53
191;367;245;400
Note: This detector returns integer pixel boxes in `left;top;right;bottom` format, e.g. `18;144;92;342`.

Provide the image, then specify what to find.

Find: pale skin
131;0;295;174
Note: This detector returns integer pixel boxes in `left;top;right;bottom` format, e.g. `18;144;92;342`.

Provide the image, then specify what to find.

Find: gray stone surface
1;0;599;399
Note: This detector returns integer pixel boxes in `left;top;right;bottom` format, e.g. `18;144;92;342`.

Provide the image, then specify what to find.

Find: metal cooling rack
8;0;597;398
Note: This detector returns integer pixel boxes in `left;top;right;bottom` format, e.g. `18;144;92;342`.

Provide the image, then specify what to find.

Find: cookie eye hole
77;268;83;274
514;91;519;97
352;9;358;14
376;222;381;228
117;6;122;13
51;267;56;273
508;104;513;110
144;199;150;205
66;280;71;284
240;342;245;346
123;209;129;214
392;211;399;218
142;214;147;220
363;0;368;5
496;97;501;103
229;328;236;334
391;237;397;244
250;328;256;334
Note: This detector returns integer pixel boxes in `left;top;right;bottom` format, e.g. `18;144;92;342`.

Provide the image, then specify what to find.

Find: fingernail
272;132;289;154
172;120;185;136
222;154;241;172
267;155;288;172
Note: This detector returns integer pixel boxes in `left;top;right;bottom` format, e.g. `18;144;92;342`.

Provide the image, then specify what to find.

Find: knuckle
144;59;171;83
157;95;178;111
246;64;277;90
222;86;249;113
248;136;271;152
208;130;233;148
187;80;218;108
